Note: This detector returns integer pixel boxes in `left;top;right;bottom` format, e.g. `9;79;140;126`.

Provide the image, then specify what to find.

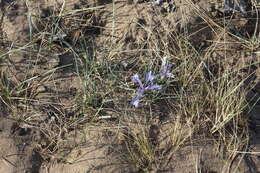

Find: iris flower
130;65;174;107
158;64;175;78
130;72;161;107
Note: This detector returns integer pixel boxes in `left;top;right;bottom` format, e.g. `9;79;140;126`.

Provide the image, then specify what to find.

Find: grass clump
124;126;156;171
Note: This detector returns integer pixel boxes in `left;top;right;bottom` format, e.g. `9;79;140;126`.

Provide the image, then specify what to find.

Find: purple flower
158;64;175;78
130;94;142;108
145;71;156;84
130;64;175;108
131;74;143;88
130;72;161;108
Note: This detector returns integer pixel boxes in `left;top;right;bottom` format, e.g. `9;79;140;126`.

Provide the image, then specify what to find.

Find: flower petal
160;64;175;78
137;88;145;95
131;74;143;88
130;95;142;108
165;73;175;78
146;84;161;90
162;64;172;73
145;71;156;84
